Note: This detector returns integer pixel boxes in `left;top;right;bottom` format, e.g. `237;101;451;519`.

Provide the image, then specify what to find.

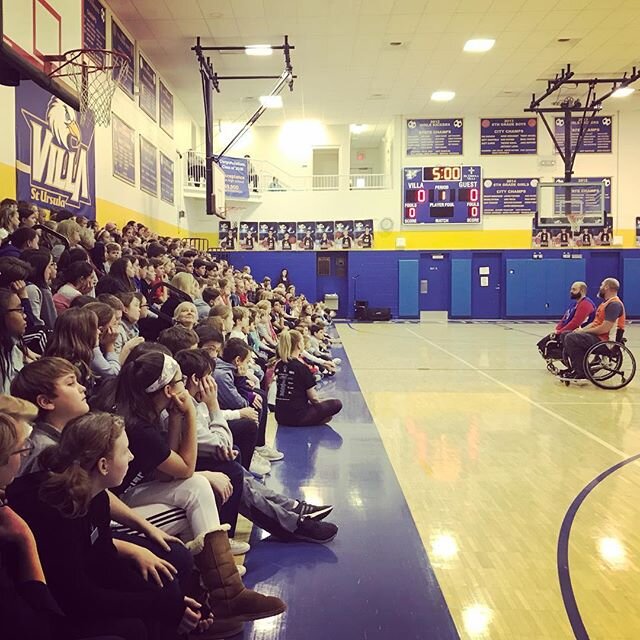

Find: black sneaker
292;518;338;544
292;501;333;521
560;370;586;380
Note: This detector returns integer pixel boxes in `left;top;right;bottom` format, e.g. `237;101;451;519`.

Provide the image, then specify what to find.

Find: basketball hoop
566;212;585;234
44;49;129;127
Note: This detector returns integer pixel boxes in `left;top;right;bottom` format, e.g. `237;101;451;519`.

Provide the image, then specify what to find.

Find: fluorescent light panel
612;86;634;98
350;124;366;134
259;95;283;108
245;45;273;56
464;38;495;53
431;90;455;102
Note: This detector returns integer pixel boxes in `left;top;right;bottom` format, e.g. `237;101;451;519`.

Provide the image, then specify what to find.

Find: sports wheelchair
539;329;636;390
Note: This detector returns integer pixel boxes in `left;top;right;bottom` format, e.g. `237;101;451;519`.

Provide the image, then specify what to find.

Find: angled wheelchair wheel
584;341;636;390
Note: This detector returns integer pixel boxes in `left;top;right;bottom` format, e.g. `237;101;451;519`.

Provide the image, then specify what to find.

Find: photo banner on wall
112;113;136;185
218;157;249;199
277;222;297;250
637;217;640;248
220;220;374;250
480;118;537;155
15;81;96;219
532;216;613;249
335;220;355;249
483;178;539;215
554;116;612;154
406;118;463;156
239;222;258;250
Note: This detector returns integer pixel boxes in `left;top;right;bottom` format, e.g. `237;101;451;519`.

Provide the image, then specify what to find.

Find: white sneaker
229;538;251;556
249;452;271;477
332;358;342;366
255;444;285;461
236;564;246;577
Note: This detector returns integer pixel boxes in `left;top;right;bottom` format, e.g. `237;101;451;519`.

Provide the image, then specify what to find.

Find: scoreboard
403;165;482;224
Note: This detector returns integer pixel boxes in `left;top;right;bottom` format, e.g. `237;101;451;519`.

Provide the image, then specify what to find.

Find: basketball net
566;212;584;234
46;49;129;127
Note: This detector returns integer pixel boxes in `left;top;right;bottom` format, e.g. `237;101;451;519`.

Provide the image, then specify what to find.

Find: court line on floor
557;452;640;640
406;328;629;459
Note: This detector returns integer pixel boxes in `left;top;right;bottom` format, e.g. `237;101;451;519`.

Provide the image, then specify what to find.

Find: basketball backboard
1;0;81;74
536;180;606;228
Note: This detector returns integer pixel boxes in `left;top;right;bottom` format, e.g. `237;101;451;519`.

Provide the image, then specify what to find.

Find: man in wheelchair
561;277;625;380
537;281;596;364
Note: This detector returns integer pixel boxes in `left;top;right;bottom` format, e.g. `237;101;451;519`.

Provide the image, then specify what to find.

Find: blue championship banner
483;178;538;215
83;0;106;52
159;81;174;138
111;20;134;98
138;54;157;121
553;177;612;214
218;156;249;199
480;117;537;155
15;81;96;219
139;136;157;196
112;114;135;185
554;116;612;154
406;118;463;156
159;153;174;204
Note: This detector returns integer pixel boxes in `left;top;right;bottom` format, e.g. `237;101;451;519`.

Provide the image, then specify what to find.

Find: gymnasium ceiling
107;0;640;142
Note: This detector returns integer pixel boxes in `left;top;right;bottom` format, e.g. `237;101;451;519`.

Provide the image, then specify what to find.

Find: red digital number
470;188;479;202
417;189;426;203
407;207;416;219
469;206;479;218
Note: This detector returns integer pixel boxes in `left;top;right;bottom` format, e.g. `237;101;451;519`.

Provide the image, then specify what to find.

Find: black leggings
277;399;343;427
196;455;244;537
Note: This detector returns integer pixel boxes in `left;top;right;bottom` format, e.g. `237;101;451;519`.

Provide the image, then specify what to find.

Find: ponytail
38;412;124;518
277;329;302;362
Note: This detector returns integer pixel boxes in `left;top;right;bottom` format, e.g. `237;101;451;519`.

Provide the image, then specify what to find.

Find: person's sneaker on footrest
293;500;333;521
255;444;284;461
249;452;271;477
560;370;586;380
292;518;338;543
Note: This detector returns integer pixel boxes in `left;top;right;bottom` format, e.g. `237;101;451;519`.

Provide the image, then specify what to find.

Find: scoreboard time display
403;165;482;224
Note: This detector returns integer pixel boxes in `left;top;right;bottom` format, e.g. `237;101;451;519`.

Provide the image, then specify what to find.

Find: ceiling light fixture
431;90;455;102
350;124;366;134
612;86;635;98
245;45;273;56
259;95;283;108
464;38;495;53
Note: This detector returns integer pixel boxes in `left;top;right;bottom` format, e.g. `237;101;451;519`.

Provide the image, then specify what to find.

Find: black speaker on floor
354;299;368;321
366;307;391;321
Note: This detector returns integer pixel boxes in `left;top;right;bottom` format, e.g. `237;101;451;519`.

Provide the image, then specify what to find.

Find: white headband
145;354;180;393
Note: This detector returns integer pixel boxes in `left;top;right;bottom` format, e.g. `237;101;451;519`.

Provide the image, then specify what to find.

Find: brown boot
189;617;244;639
193;530;287;622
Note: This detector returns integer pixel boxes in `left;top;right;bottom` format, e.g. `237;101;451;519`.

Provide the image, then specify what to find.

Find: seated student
202;286;224;310
537;282;596;357
274;330;343;427
20;248;57;330
158;325;199;355
0;226;39;258
114;292;144;354
7;410;211;640
52;261;95;313
213;339;275;477
195;324;225;360
562;277;625;380
175;349;338;545
0;400;68;640
105;351;285;625
209;303;233;338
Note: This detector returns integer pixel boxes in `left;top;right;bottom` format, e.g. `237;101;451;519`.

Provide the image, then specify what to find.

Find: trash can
324;293;339;311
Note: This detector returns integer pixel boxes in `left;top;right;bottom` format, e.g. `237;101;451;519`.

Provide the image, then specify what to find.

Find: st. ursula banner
15;81;96;219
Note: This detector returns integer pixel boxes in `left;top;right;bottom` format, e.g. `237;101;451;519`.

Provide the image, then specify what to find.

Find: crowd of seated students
0;197;344;640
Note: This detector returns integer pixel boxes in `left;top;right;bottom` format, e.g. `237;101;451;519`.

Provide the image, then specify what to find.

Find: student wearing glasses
0;287;32;394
